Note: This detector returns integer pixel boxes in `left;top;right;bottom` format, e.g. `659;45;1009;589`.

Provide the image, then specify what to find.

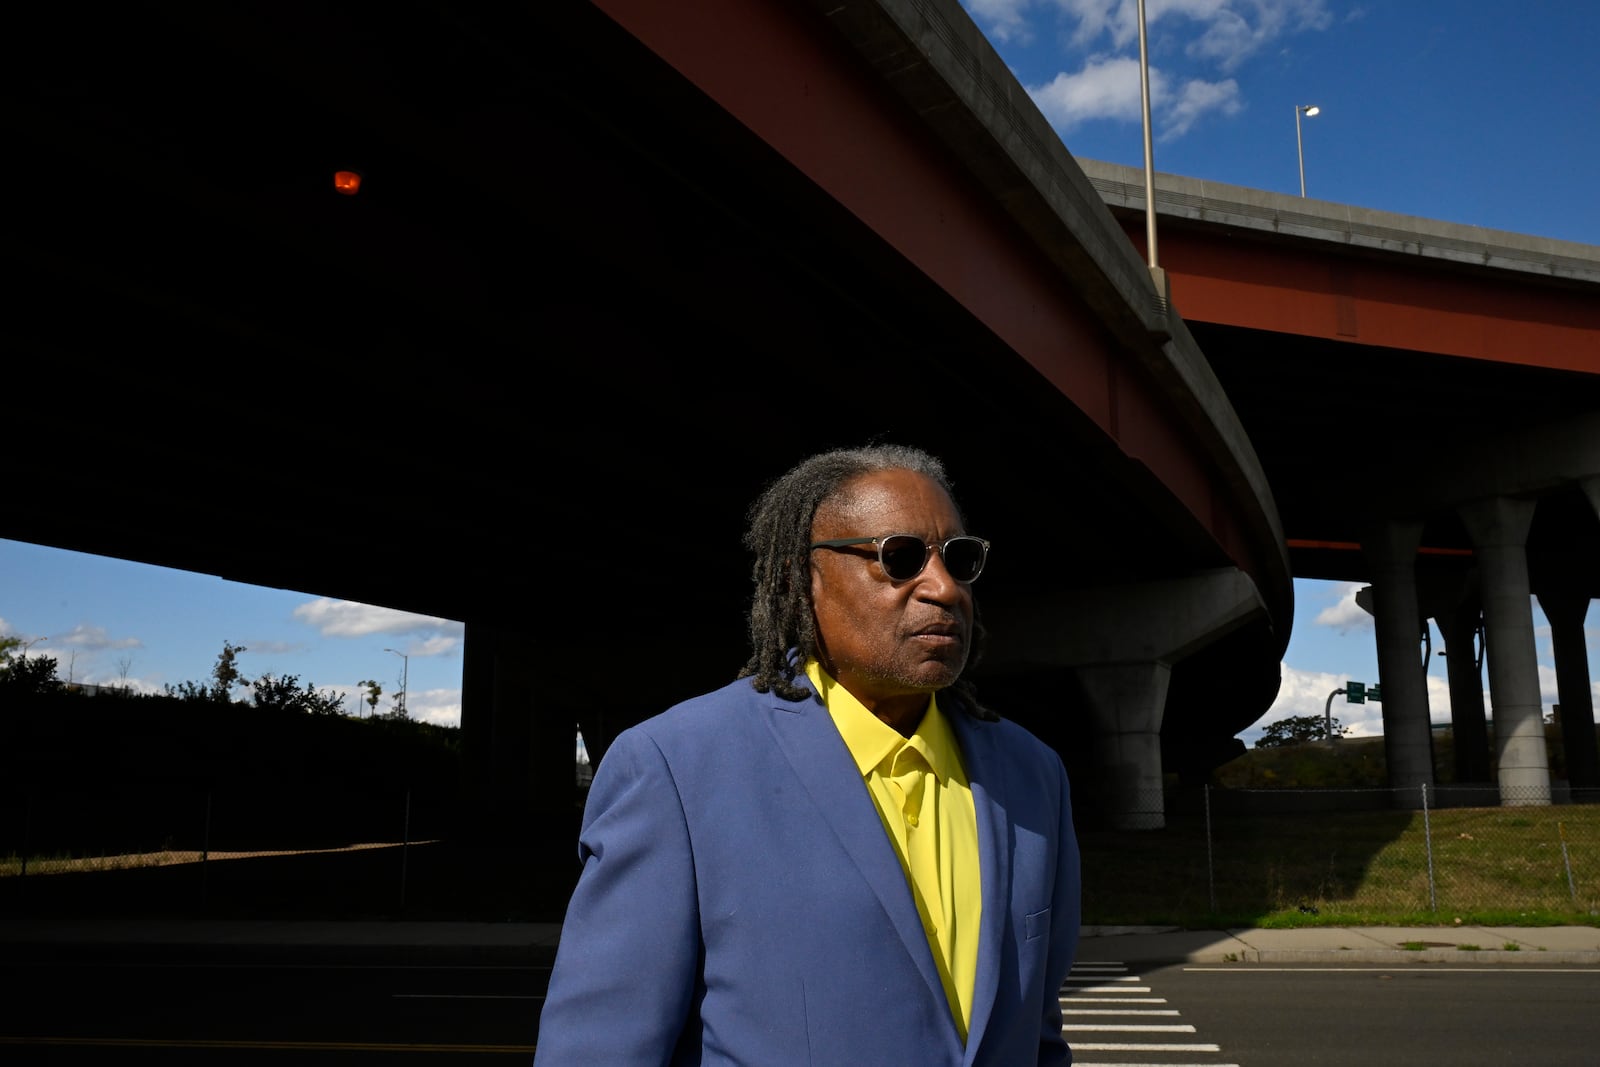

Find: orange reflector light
334;170;362;195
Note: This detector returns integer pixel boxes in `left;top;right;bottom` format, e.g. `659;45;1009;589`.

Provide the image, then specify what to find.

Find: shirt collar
805;659;963;783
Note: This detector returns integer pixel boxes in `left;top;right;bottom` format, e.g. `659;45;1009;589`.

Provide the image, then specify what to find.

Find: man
534;443;1080;1065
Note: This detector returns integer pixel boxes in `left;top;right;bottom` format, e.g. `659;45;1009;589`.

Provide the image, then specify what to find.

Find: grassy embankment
1079;732;1600;929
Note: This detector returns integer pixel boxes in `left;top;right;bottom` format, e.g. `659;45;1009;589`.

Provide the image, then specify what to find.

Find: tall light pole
1135;0;1172;318
383;648;408;719
1136;0;1157;271
1295;104;1320;197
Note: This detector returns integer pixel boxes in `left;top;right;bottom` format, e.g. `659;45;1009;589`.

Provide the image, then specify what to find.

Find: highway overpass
1078;156;1600;804
4;1;1596;908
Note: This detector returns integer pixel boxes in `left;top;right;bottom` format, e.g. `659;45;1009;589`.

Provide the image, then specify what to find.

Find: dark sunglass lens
943;538;984;582
878;535;928;581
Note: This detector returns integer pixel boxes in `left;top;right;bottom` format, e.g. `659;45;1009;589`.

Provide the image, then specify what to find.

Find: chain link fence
1078;783;1600;926
8;780;1600;925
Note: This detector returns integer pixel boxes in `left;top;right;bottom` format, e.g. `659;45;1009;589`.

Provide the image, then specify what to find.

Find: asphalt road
1068;960;1600;1066
8;949;1600;1065
1;956;548;1064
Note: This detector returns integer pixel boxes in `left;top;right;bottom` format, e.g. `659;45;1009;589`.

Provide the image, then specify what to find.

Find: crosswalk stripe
1064;964;1235;1064
1068;1042;1222;1052
1063;1024;1197;1032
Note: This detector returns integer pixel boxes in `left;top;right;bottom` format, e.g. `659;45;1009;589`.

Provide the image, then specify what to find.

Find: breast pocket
1024;906;1051;942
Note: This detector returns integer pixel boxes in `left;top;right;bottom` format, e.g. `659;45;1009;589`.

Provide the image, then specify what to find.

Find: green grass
1078;801;1600;929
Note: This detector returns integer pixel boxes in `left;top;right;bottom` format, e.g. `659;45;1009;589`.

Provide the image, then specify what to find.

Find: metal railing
6;781;1598;925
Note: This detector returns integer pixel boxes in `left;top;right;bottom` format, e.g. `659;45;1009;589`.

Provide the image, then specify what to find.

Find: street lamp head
1294;104;1321;198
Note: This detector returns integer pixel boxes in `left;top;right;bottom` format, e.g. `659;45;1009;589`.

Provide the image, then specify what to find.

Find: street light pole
1295;104;1320;197
1136;0;1157;270
383;648;408;719
1324;686;1346;740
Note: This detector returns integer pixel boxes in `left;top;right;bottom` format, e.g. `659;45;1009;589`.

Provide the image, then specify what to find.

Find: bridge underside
1084;163;1600;805
5;0;1286;843
1186;320;1600;595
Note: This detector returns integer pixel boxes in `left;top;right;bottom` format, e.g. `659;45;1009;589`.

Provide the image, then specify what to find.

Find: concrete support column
1076;662;1171;831
987;568;1266;832
460;621;581;912
1434;597;1492;783
1459;496;1550;806
1360;520;1435;805
1537;587;1598;791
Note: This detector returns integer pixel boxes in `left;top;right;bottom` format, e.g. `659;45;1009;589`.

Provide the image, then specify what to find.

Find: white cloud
1250;662;1386;739
1054;0;1125;48
971;0;1332;139
293;598;462;641
411;633;461;658
1029;54;1147;127
407;687;461;728
1183;0;1334;72
1243;657;1468;745
1044;0;1333;60
1159;75;1240;139
1312;580;1371;632
965;0;1037;44
57;623;141;652
242;639;303;656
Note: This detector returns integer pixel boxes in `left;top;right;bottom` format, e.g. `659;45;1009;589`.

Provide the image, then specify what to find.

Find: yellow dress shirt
805;659;981;1040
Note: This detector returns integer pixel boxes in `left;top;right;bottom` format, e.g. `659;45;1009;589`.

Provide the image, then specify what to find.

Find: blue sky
962;0;1600;245
3;1;1597;745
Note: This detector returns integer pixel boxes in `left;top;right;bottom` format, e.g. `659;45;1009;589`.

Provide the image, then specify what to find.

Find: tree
358;679;383;717
251;673;346;716
210;641;250;703
0;637;61;696
1256;713;1345;748
115;653;136;694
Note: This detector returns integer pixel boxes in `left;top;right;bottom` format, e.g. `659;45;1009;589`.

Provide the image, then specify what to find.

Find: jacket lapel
762;684;951;1014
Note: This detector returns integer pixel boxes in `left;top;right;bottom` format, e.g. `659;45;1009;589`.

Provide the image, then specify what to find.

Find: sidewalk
3;918;1598;966
1076;923;1600;965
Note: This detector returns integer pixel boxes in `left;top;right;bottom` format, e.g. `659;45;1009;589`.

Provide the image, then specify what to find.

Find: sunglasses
809;534;990;584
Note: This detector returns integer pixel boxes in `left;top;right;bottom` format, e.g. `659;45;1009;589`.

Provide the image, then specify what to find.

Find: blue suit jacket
534;674;1081;1066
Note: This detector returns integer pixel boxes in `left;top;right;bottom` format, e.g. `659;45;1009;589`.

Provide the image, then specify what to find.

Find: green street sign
1369;684;1383;702
1346;681;1366;704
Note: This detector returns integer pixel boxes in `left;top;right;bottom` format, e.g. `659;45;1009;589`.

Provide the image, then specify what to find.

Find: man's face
809;468;975;731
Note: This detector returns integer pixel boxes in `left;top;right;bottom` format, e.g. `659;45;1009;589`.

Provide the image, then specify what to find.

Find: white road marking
1069;1042;1222;1052
1064;1023;1197;1033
